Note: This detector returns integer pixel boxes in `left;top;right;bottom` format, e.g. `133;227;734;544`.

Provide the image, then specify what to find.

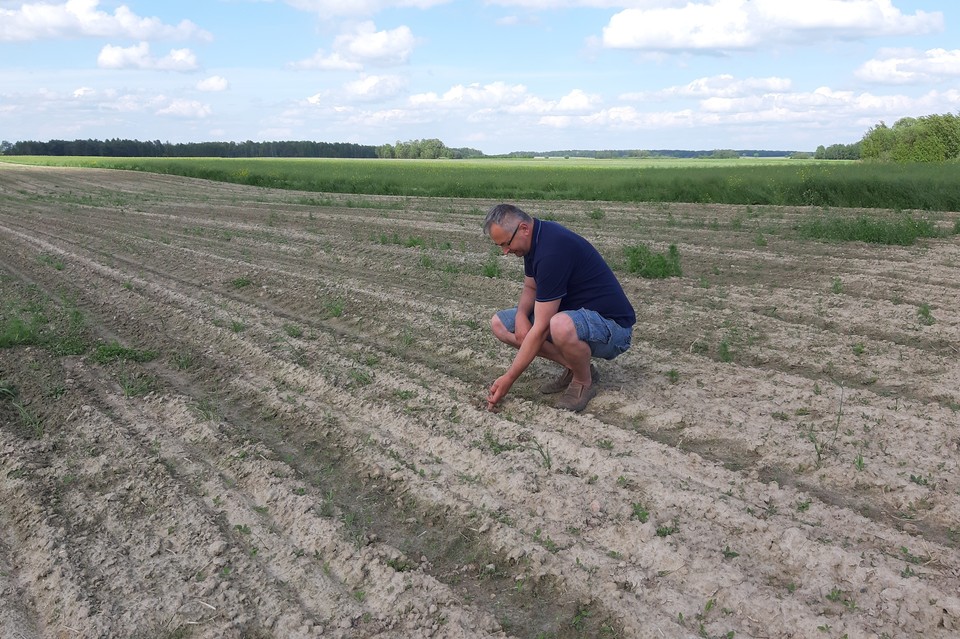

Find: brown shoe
556;381;598;412
539;364;600;394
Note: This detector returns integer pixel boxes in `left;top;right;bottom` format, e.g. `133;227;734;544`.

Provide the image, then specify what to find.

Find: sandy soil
1;163;959;639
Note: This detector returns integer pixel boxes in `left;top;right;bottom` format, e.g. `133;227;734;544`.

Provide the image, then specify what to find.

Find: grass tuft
93;340;158;364
624;243;682;278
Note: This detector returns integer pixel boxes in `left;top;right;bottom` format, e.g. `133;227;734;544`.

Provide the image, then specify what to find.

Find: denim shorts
495;307;633;360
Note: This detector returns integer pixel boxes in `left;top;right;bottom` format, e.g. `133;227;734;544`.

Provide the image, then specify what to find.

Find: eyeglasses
499;224;521;249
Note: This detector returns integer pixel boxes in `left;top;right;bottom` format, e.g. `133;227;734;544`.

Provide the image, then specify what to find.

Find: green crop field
2;154;958;211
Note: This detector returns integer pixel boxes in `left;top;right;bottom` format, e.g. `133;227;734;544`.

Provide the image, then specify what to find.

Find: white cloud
555;89;601;112
624;75;793;100
97;42;199;71
334;22;416;65
156;99;212;118
289;51;363;71
602;0;943;51
99;93;166;113
342;74;407;100
72;86;95;98
196;76;229;92
409;81;530;108
280;0;450;18
487;1;686;8
0;0;212;42
291;22;416;71
856;48;960;84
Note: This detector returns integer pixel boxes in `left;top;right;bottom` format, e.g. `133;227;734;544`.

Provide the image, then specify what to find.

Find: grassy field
2;155;959;210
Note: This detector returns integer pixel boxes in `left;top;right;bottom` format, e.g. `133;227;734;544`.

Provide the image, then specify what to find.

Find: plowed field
1;164;959;639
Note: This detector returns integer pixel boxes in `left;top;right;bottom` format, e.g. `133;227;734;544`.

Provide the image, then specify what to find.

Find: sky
1;0;958;155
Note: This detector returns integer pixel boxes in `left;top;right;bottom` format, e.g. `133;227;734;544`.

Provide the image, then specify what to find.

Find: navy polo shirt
524;219;636;328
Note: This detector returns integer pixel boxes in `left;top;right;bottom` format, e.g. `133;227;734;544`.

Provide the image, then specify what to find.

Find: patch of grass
377;233;426;248
481;259;501;278
39;253;65;270
481;431;518;455
118;371;155;397
630;503;649;523
93;340;158;364
795;213;940;245
528;438;552;470
0;381;45;439
283;323;304;338
624;243;682;278
587;207;605;220
917;303;935;325
348;369;373;386
230;276;253;289
831;276;843;294
171;351;196;370
718;339;733;363
324;298;345;318
0;316;42;348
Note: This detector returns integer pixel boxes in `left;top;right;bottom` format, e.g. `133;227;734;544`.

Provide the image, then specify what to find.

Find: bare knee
549;313;577;345
491;314;514;344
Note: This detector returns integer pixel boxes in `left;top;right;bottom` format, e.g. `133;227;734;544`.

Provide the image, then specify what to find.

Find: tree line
5;113;958;162
375;138;484;159
816;112;960;162
1;138;377;158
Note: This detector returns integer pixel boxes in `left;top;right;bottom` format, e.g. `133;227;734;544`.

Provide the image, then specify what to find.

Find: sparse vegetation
0;163;956;639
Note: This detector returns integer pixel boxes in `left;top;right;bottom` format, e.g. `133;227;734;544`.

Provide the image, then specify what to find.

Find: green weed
481;259;501;278
624;243;682;278
630;503;649;523
230;276;253;289
283;323;304;338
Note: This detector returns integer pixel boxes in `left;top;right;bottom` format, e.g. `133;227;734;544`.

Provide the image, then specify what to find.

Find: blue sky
1;0;958;154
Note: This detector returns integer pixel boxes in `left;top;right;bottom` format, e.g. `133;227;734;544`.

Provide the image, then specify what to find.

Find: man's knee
549;313;578;343
491;314;512;342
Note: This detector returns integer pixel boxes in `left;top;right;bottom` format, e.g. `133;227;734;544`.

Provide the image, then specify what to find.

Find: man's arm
513;276;537;342
487;298;560;410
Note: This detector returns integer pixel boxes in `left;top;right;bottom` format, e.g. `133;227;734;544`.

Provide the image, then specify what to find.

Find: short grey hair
483;203;533;236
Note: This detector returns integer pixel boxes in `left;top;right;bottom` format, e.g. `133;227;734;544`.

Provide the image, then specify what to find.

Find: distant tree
705;149;739;159
815;142;860;160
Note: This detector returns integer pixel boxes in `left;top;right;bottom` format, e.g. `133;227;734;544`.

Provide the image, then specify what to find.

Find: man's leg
547;313;593;386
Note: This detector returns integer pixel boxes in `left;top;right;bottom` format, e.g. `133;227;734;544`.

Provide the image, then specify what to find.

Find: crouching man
484;203;635;413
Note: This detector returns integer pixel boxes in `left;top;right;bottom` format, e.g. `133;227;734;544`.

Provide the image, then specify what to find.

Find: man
484;203;635;413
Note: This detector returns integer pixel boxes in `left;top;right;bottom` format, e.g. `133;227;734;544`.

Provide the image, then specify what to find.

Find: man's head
484;204;533;256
